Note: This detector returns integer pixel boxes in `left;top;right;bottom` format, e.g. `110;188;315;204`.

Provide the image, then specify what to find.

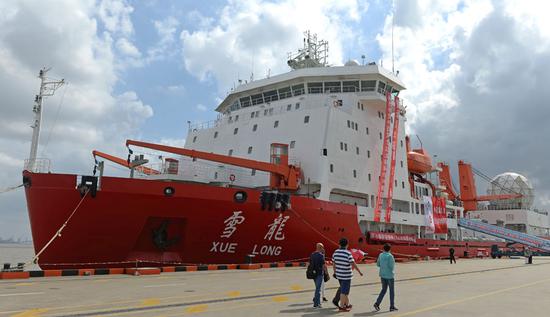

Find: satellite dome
486;172;534;209
344;59;360;66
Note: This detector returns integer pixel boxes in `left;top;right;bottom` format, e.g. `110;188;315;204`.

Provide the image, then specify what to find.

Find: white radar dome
486;172;534;209
344;59;360;66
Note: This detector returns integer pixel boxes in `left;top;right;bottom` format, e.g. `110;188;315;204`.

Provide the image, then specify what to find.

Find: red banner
432;197;448;234
368;232;417;244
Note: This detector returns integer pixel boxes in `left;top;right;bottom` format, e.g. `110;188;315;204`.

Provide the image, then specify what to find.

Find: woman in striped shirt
332;237;363;312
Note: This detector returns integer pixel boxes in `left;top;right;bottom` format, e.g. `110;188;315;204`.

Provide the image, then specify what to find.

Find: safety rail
23;158;51;173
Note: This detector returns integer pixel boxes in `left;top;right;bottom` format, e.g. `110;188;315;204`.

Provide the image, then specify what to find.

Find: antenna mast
27;68;65;172
287;31;328;70
391;2;395;74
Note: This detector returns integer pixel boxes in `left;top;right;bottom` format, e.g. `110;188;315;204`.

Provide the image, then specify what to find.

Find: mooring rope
0;184;23;194
24;189;90;268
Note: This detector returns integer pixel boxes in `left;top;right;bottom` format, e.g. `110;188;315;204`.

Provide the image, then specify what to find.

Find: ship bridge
216;64;406;115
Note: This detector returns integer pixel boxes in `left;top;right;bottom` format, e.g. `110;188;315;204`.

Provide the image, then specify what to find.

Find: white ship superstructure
179;34;464;239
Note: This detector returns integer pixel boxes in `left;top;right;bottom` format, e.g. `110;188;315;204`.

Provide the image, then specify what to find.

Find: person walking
449;247;456;264
310;243;326;308
374;243;398;312
332;238;363;312
525;247;533;264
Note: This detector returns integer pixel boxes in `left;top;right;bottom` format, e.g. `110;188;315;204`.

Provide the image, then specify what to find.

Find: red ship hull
23;171;504;269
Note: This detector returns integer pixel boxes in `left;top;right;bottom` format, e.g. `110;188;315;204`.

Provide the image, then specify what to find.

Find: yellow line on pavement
394;277;550;317
11;308;48;317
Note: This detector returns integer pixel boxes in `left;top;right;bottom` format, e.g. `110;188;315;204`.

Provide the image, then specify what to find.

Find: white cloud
0;0;153;238
376;0;550;210
147;16;180;62
179;0;365;92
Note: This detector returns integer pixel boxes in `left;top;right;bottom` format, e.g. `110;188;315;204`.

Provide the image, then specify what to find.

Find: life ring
229;174;236;182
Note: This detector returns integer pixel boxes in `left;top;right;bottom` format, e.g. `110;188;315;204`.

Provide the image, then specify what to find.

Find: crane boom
92;150;159;175
125;139;302;191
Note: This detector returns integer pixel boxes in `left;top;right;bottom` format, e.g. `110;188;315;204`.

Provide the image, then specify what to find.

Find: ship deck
1;257;550;316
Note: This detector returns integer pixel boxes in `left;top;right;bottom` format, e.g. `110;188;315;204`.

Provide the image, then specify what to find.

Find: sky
1;0;549;239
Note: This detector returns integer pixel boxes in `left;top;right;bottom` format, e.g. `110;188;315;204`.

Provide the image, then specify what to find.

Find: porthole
164;187;175;196
234;191;248;203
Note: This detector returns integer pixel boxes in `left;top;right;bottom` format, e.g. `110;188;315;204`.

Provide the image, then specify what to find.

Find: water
0;243;39;270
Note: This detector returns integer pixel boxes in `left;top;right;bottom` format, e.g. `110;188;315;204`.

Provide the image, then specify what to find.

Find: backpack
306;261;316;279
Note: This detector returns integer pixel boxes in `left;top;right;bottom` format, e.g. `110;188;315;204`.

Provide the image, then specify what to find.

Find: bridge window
248;146;253;154
323;148;327;156
368;173;371;181
278;87;292;99
379;132;383;140
340;142;344;150
290;141;296;149
377;81;386;94
366;127;369;135
292;84;305;96
252;124;258;132
356;147;359;155
402;181;405;189
347;120;351;128
353;170;357;178
214;131;218;138
367;150;370;158
295;102;300;110
344;143;348;151
251;93;264;105
361;80;376;92
287;104;292;111
240;96;251;108
263;90;279;102
343;81;359;92
235;115;239;122
308;82;323;94
192;136;197;143
330;164;334;173
251;169;256;176
274;120;279;128
400;161;403;168
324;81;341;93
233;128;238;135
251;112;255;118
228;149;233;156
304;115;310;123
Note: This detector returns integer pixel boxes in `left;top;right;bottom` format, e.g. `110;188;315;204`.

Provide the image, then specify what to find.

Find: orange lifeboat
405;136;433;174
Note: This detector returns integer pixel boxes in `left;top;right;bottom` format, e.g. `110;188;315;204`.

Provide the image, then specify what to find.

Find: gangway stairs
458;218;550;252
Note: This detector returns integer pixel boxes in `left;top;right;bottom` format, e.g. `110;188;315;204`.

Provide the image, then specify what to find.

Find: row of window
226;140;297;158
329;163;407;188
192;116;311;143
347;120;359;131
228;80;399;112
229;103;301;124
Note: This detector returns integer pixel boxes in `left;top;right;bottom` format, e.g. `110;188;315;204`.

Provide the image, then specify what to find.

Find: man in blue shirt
374;243;398;312
310;243;326;308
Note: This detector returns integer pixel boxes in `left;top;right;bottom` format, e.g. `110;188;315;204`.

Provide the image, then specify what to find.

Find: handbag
306;263;316;279
323;269;330;282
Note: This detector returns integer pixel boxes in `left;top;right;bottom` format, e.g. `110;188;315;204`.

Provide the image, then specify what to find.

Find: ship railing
23;158;51;173
188;119;222;132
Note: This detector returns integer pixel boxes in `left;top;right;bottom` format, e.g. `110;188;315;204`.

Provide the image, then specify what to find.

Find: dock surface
1;257;550;316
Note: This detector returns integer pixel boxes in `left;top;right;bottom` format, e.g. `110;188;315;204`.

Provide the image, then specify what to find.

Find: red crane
92;150;160;175
124;140;303;191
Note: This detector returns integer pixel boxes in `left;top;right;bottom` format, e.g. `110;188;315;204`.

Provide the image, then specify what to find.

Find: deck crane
438;160;522;213
122;140;303;191
92;150;160;175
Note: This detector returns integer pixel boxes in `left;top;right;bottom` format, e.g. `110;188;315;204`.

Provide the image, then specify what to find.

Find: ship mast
27;68;65;172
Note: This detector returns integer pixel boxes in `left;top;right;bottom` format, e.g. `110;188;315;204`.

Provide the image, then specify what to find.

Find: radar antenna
287;31;328;70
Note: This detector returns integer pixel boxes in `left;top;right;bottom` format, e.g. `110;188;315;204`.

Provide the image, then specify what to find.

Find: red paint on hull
23;171;506;269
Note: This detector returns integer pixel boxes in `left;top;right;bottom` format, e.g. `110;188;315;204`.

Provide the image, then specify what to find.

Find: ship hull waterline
23;171;504;269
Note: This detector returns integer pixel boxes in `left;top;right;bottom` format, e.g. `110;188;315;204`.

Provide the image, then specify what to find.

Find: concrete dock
1;257;550;316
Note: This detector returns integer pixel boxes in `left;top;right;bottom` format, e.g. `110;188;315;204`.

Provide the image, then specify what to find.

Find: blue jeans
313;274;323;306
375;278;395;307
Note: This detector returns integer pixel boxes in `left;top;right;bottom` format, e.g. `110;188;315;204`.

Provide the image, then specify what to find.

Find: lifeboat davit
405;136;433;174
